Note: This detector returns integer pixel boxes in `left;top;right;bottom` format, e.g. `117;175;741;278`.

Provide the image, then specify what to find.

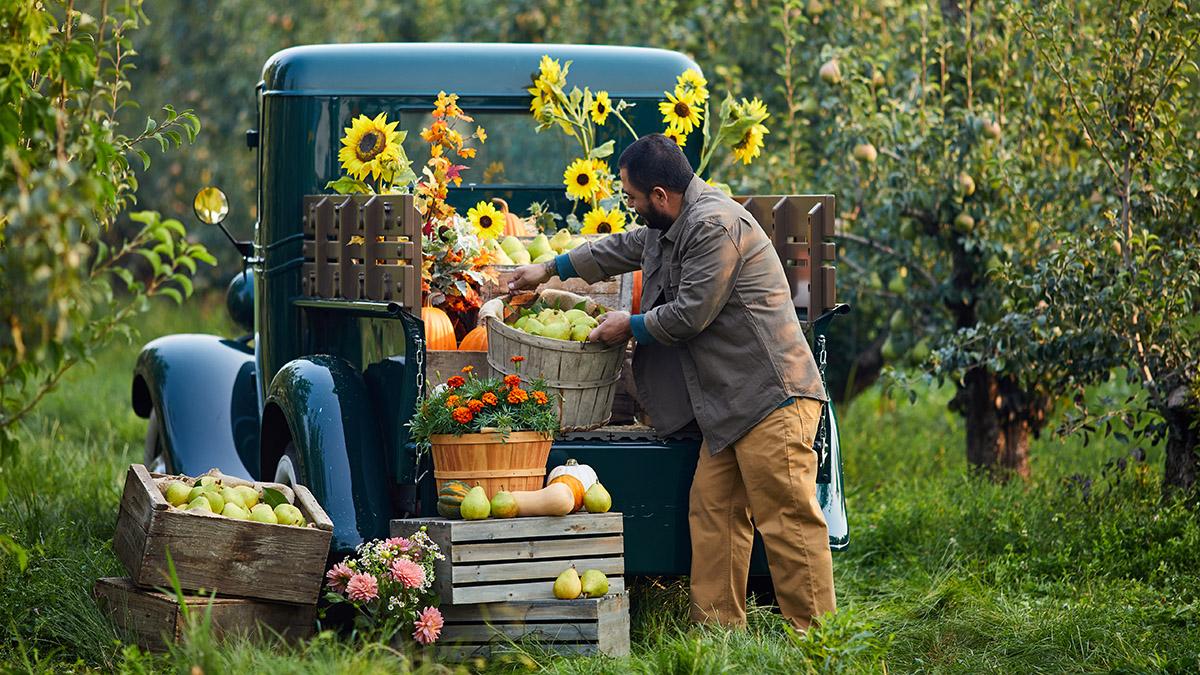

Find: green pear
584;482;612;513
541;320;572;341
198;476;221;488
490;491;519;519
549;228;573;253
274;503;306;527
563;309;590;324
527;234;552;260
513;315;530;331
553;566;582;600
580;569;610;598
500;235;525;257
492;247;515;265
522;318;546;337
567;236;587;250
509;249;531;265
537;308;561;324
163;481;191;507
187;496;213;513
233;485;260;509
532;252;556;264
197;488;224;513
220;486;246;509
221;502;249;520
570;323;593;342
460;485;491;520
249;503;278;524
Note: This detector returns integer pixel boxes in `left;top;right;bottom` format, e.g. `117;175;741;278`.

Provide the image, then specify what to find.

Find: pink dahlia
412;606;443;645
345;573;379;602
384;536;412;552
325;562;353;592
390;558;426;589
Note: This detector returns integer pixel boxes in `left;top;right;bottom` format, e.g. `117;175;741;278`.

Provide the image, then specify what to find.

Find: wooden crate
93;577;315;651
114;464;334;605
390;513;624;604
433;592;630;659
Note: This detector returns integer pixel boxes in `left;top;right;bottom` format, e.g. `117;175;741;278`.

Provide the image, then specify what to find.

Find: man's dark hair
618;134;694;195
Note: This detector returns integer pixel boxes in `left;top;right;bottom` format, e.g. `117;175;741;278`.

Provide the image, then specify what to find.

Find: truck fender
260;355;392;555
131;334;259;479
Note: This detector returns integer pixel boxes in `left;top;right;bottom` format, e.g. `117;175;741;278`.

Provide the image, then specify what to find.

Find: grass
2;293;1199;672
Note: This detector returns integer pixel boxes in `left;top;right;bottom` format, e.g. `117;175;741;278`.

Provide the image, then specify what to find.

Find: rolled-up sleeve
643;220;742;346
566;227;647;283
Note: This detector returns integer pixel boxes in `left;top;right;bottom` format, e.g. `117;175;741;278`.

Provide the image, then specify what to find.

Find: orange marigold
481;392;499;406
532;390;549;405
467;399;484;413
507;388;529;404
461;365;474;374
510;355;525;363
445;394;461;409
504;374;522;389
451;407;474;424
447;375;465;388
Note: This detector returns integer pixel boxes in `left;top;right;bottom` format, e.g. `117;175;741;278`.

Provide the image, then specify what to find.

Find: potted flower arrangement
409;359;561;498
323;528;445;646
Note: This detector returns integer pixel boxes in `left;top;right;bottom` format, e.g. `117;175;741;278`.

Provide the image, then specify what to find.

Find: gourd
491;198;528;237
547;459;598;491
510;483;575;517
423;305;458;351
459;324;488;351
548;475;586;513
436;480;473;519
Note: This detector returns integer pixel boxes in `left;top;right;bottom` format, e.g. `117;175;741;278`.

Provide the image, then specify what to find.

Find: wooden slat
452;556;624;583
446;576;625;605
434;642;603;660
442;621;599;642
431;593;629;659
293;484;334;531
448;512;623;543
439;597;617;622
449;534;624;563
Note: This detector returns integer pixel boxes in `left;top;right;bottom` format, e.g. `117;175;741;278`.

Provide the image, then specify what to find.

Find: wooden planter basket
430;431;553;499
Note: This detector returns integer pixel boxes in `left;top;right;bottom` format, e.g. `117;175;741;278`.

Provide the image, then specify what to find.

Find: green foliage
408;366;560;443
0;1;211;458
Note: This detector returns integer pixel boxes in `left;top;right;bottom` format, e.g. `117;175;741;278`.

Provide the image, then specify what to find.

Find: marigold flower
345;573;379;602
461;365;474;374
389;558;426;589
467;399;484;413
507;388;529;404
481;392;499;406
504;374;522;389
325;562;353;592
452;407;474;424
511;355;525;363
447;375;465;388
413;606;444;645
445;394;461;409
533;390;549;405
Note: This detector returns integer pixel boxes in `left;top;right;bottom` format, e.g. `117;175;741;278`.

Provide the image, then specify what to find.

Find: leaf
324;176;372;195
134;148;150;170
588;139;615;160
261;487;288;509
158;287;183;305
172;274;194;297
136;248;162;274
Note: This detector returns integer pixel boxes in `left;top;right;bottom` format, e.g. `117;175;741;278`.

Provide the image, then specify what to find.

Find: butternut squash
548;474;586;513
510;482;575;517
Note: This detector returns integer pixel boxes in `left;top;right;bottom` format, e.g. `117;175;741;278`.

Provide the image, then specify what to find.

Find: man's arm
640;220;743;346
561;227;648;283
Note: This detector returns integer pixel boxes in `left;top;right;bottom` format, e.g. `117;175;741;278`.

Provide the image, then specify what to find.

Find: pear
274;503;306;527
580;569;610;598
221;502;249;520
199;488;224;513
584;482;612;513
509;249;531;265
513;315;530;331
490;491;519;519
522;318;546;337
540;319;572;341
250;503;279;524
500;235;525;257
233;485;260;509
537;308;561;324
563;309;590;324
198;476;221;488
553;566;582;600
492;247;515;265
187;496;213;513
527;234;552;260
220;486;246;509
532;252;556;264
549;228;573;253
568;236;587;250
163;481;191;507
570;323;593;342
460;485;491;520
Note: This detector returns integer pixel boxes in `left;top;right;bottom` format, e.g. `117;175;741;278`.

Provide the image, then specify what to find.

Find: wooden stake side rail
391;513;625;605
737;194;837;322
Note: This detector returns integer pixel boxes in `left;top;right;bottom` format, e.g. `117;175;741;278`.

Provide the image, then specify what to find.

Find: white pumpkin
546;459;598;491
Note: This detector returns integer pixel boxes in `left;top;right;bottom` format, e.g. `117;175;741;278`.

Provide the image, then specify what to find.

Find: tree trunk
952;366;1036;480
1163;387;1199;497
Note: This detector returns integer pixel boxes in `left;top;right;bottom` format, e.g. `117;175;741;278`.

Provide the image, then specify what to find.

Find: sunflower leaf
588;140;615;160
325;176;372;195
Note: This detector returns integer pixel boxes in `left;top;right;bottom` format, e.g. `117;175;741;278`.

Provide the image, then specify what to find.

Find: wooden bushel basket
430;431;553;499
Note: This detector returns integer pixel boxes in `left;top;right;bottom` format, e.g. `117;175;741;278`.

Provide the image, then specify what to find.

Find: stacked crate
95;464;333;650
391;512;630;658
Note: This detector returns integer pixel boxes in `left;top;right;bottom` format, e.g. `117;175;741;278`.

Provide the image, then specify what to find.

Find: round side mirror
193;187;229;225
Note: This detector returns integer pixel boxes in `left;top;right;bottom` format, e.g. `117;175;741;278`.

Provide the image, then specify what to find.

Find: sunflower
591;159;614;200
675;68;709;103
739;96;769;122
589;91;612;125
338;113;403;182
659;90;703;135
582;207;627;235
732;123;769;165
563;158;601;201
467;201;505;239
663;127;688;147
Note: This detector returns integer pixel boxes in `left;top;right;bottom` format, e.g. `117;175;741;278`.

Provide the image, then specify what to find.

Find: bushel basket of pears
481;227;588;267
437;458;612;520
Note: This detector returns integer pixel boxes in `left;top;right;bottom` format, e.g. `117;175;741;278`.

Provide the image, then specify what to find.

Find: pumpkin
436;480;473;519
492;198;528;237
510;482;575;517
547;459;598;491
423;305;457;351
459;324;488;351
549;475;586;512
631;270;643;314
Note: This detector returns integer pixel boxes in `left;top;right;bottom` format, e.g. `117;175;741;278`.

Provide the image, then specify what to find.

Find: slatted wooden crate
390;513;624;604
432;592;630;659
113;464;334;605
93;577;315;651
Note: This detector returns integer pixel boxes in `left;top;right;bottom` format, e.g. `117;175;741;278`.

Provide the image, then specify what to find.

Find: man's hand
507;262;553;292
588;311;632;346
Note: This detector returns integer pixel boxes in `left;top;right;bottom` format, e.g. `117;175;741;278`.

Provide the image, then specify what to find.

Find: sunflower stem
613;109;639;141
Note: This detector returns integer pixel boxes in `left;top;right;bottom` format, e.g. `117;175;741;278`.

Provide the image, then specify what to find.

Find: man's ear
651;186;669;205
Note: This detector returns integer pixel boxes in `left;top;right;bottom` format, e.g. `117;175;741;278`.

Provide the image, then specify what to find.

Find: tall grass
1;294;1198;673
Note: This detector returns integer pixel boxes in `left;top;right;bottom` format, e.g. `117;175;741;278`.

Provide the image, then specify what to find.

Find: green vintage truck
130;43;848;578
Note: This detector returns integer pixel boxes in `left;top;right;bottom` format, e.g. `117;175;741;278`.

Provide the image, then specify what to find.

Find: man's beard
638;203;675;230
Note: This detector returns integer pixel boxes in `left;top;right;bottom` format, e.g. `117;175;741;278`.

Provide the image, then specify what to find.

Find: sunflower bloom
581;207;627;235
563;158;601;201
739;97;769;122
338;113;403;182
468;201;505;240
663;128;687;147
675;68;709;103
507;388;529;404
590;91;612;125
659;90;703;135
732;123;769;165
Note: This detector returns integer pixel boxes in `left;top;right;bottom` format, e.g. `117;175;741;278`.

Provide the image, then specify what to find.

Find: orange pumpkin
422;305;457;350
548;474;586;513
459;324;488;351
492;198;528;237
631;270;643;314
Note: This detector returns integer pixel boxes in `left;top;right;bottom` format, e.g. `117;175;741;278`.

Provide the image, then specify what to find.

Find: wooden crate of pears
113;464;333;605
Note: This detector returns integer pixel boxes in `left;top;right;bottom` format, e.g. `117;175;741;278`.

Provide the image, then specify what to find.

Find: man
507;134;835;631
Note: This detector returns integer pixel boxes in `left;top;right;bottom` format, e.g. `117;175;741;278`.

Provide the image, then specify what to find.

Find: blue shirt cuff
630;314;655;344
554;253;577;280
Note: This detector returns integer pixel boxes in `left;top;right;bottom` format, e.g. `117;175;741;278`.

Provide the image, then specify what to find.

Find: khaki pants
688;397;836;631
